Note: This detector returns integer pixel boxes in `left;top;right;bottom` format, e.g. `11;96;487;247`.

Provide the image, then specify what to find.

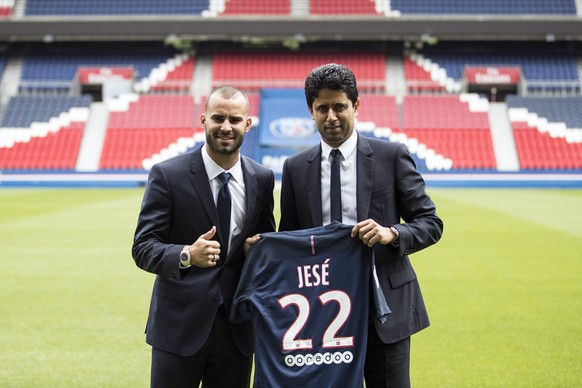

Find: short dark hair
304;63;359;108
205;85;249;112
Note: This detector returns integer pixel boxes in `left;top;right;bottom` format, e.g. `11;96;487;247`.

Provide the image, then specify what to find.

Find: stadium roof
0;15;581;43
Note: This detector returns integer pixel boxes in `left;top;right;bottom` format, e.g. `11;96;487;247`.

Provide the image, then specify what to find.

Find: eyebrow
211;113;243;120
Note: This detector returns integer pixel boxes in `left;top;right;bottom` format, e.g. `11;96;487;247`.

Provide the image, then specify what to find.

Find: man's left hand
351;219;397;247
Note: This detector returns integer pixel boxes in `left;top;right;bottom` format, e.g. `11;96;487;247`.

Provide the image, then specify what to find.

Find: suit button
212;294;219;301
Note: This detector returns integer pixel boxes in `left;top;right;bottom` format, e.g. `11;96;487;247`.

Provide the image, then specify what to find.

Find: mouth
324;125;342;132
216;134;235;141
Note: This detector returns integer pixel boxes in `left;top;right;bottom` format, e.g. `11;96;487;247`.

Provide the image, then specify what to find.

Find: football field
0;188;580;387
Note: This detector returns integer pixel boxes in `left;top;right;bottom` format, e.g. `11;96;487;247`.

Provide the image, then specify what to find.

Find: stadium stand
310;0;380;15
19;43;184;94
0;0;13;17
0;1;581;178
211;51;386;91
356;95;400;129
402;95;496;169
391;0;576;15
24;0;209;15
507;96;582;170
409;42;580;95
403;55;447;93
510;121;582;170
220;0;290;15
147;54;195;93
0;95;92;170
0;95;92;127
100;94;197;170
0;123;84;170
506;96;582;128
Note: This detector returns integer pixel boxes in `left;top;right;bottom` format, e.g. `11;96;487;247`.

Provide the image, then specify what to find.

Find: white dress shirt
320;130;358;225
202;146;246;254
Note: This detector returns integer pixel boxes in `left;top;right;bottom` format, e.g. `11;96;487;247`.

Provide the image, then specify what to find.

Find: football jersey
231;222;388;388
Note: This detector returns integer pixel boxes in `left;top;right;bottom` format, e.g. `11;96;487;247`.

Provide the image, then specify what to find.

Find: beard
206;130;244;155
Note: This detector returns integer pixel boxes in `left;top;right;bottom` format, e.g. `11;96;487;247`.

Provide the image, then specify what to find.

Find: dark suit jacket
132;146;276;357
279;133;443;344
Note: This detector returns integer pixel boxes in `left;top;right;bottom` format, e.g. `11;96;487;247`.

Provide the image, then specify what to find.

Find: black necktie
217;172;232;254
330;149;342;222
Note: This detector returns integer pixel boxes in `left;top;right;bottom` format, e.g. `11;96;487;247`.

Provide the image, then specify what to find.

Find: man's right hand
190;226;222;268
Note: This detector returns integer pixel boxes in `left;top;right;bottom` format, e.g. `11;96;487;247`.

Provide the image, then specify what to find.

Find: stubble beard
206;131;244;155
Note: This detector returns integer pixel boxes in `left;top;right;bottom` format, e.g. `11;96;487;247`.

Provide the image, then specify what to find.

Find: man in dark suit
132;85;276;388
279;64;443;387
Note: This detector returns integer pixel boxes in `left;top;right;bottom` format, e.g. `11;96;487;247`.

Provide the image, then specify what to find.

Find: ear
307;104;314;117
245;117;252;133
200;114;206;128
353;98;360;116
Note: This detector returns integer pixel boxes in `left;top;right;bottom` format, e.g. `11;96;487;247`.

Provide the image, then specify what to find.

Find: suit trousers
364;318;411;388
150;306;252;388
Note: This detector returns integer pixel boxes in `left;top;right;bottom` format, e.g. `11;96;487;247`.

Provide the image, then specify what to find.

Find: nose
221;121;233;131
326;109;337;122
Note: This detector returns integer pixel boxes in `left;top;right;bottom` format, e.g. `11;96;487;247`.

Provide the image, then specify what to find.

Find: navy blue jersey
231;223;382;388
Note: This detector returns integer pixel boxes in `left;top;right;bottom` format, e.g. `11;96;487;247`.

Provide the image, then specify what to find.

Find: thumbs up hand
188;226;222;268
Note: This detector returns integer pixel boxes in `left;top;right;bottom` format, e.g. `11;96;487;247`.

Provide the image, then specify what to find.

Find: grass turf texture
0;188;580;387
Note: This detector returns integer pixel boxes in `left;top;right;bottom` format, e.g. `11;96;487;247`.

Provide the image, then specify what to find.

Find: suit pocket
388;265;417;289
371;184;392;198
370;184;394;210
156;279;196;305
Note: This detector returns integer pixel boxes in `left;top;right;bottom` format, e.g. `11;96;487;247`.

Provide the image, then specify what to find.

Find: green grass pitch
0;188;581;387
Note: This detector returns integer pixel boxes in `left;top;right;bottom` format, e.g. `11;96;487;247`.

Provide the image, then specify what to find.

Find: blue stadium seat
506;96;582;128
416;43;579;93
24;0;209;16
19;43;180;93
392;0;576;15
0;95;92;128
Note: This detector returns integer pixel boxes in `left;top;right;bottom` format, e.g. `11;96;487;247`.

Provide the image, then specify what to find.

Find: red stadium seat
100;95;198;170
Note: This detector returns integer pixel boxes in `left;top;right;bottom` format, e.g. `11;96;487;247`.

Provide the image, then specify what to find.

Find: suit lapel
356;134;374;222
189;148;221;234
306;145;323;227
228;156;257;261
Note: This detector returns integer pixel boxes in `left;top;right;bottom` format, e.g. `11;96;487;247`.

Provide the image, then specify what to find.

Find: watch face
180;252;189;263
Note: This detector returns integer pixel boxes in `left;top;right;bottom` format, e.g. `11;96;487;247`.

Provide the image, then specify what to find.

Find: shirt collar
201;145;243;183
321;129;358;160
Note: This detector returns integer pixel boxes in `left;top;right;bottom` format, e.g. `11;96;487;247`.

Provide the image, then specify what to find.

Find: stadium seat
507;96;582;170
0;123;85;170
212;51;385;91
19;43;185;93
310;0;380;15
221;0;290;15
0;95;92;127
391;0;576;15
24;0;209;15
403;56;446;93
402;95;496;169
413;42;579;94
0;95;91;170
100;95;198;170
356;95;400;129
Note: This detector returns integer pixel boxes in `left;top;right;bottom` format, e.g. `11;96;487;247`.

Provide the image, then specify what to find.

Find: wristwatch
389;226;400;244
179;246;191;268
